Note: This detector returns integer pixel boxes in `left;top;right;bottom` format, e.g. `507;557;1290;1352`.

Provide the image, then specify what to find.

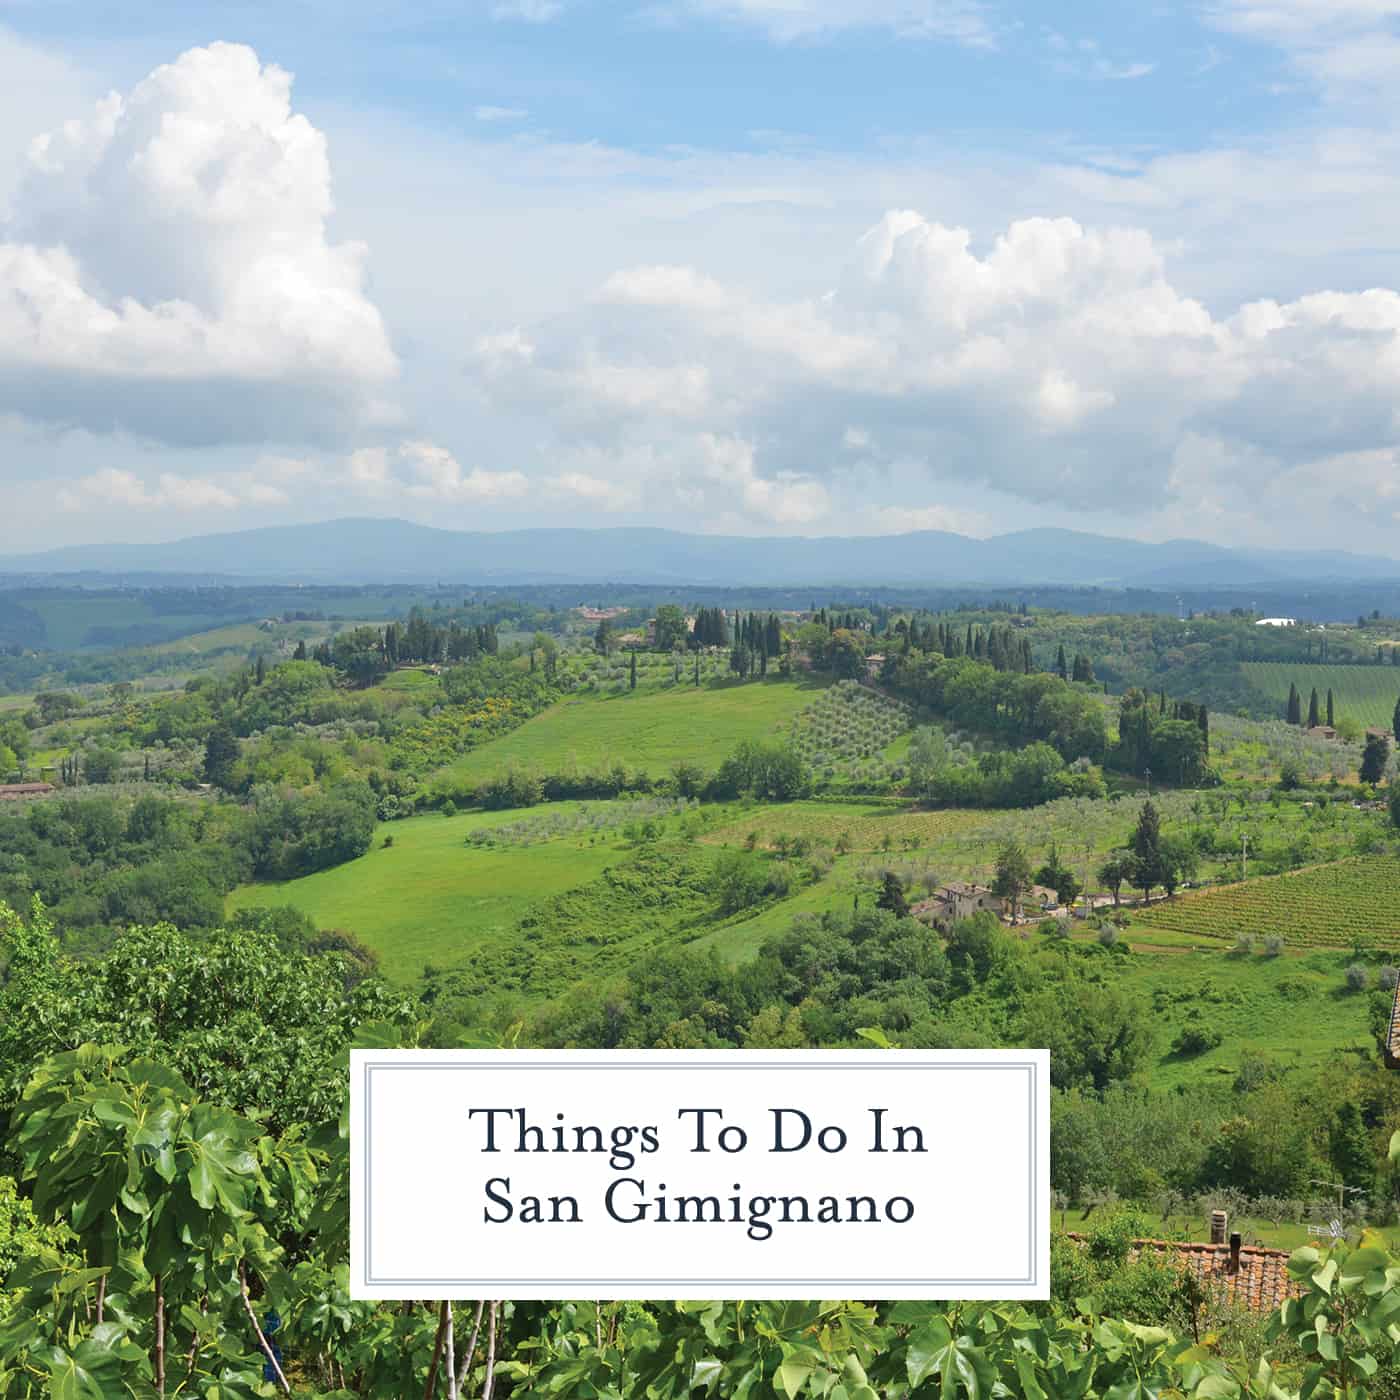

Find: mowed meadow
437;675;825;782
227;803;628;981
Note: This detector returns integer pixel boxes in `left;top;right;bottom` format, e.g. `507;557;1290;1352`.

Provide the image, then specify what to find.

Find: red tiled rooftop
1064;1234;1298;1313
0;782;55;800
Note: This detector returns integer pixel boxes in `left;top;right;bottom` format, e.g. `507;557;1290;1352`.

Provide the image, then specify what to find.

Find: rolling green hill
228;806;627;981
1242;661;1400;728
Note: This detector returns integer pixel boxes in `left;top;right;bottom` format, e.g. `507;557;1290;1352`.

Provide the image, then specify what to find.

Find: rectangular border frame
351;1049;1048;1300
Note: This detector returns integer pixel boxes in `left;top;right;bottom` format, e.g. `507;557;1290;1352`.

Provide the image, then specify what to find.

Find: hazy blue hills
3;517;1397;588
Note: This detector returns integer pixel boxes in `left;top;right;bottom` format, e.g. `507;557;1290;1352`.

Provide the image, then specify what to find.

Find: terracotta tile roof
1064;1235;1298;1313
1385;978;1400;1069
0;782;55;799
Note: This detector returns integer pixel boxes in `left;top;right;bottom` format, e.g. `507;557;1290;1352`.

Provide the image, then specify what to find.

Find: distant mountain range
3;518;1398;589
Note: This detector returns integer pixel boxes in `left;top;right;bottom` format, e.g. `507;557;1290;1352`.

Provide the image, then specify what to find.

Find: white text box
350;1049;1048;1300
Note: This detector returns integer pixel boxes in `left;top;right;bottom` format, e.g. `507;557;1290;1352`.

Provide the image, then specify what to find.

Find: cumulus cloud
49;438;536;520
696;433;830;524
469;208;1400;518
0;42;397;446
58;467;244;511
396;439;529;501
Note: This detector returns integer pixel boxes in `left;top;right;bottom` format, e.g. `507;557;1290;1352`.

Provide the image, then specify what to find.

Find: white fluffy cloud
470;208;1400;517
58;467;256;511
396;439;528;501
0;42;397;445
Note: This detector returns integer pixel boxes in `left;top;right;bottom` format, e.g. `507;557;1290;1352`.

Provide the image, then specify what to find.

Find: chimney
1229;1232;1242;1274
1210;1210;1228;1245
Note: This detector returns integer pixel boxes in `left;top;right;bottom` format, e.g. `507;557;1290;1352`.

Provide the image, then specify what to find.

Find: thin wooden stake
446;1304;458;1400
154;1273;165;1398
424;1300;451;1399
239;1263;291;1396
481;1301;498;1400
456;1300;485;1392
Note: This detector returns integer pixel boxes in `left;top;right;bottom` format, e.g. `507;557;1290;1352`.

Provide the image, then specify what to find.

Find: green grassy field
691;860;862;961
145;622;270;656
228;806;627;981
438;677;826;783
1117;944;1374;1089
378;667;444;697
1242;661;1400;729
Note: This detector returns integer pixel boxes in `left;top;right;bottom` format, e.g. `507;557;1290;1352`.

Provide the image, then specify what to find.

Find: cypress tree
1055;644;1068;681
1361;733;1390;785
1198;705;1209;755
1328;689;1335;727
1286;683;1301;726
629;651;637;690
1393;694;1400;744
202;724;240;791
876;871;910;918
1329;1100;1374;1188
1132;799;1164;898
1307;688;1320;729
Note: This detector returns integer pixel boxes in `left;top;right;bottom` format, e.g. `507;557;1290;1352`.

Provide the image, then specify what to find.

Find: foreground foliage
3;899;1400;1395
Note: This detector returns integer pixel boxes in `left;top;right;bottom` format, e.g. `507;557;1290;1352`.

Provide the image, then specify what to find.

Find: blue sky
0;3;1302;160
4;0;1400;551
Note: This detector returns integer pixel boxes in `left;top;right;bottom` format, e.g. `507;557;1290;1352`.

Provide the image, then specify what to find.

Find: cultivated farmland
1242;661;1400;729
1131;855;1400;949
701;799;984;853
436;676;826;784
